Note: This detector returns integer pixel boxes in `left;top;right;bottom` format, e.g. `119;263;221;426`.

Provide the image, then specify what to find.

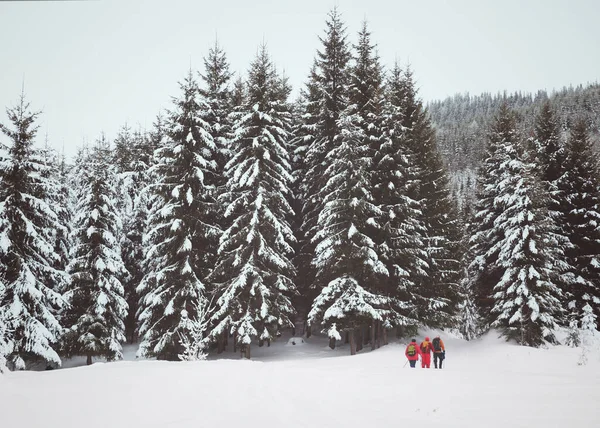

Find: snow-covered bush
578;304;598;366
178;305;210;362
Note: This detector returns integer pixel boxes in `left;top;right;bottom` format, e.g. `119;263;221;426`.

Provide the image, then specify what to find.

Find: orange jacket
432;337;445;353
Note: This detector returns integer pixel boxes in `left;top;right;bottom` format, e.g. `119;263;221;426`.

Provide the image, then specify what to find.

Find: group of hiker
405;336;446;369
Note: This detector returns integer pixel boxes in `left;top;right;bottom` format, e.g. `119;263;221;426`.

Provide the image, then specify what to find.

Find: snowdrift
1;331;598;428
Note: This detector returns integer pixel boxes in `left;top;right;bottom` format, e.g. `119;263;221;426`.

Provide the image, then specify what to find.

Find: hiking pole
403;359;408;368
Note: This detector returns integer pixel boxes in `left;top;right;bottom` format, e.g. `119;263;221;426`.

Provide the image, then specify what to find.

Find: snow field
1;331;599;428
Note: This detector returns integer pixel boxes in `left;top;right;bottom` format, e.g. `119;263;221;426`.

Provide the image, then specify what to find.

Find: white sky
1;0;599;158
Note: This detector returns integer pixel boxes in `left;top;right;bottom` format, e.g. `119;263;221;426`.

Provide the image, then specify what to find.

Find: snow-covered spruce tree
119;129;156;343
557;119;600;330
307;112;388;355
208;46;297;359
231;75;246;109
38;139;72;276
297;8;351;335
289;63;321;326
467;104;517;323
486;112;563;346
0;94;67;369
375;62;431;339
399;68;462;327
54;151;73;276
200;40;233;185
340;21;389;350
530;101;566;189
137;71;219;360
62;138;129;364
112;123;135;174
133;115;166;341
530;102;577;327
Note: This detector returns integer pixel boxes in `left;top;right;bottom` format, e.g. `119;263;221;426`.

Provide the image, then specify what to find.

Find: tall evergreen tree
297;8;351;332
208;46;297;358
137;71;219;360
231;76;246;109
0;94;67;369
530;102;577;325
468;105;564;345
307;113;387;355
62;139;129;364
113;124;135;174
468;104;516;321
374;63;430;335
119;130;155;343
488;129;563;346
38;139;72;278
530;101;565;187
308;20;388;350
400;68;462;326
558;119;600;330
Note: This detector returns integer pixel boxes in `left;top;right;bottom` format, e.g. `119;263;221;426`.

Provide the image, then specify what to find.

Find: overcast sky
1;0;599;158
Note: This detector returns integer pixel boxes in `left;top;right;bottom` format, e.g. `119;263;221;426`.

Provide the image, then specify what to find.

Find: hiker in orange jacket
432;335;446;369
419;336;434;368
405;338;422;368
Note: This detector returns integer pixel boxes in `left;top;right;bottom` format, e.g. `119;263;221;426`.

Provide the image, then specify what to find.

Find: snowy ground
1;330;599;428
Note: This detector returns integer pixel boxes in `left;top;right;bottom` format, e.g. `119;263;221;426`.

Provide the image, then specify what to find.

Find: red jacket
420;340;434;355
405;342;422;361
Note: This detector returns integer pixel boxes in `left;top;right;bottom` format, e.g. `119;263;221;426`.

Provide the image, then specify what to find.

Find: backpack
420;342;430;353
432;337;441;352
407;344;416;356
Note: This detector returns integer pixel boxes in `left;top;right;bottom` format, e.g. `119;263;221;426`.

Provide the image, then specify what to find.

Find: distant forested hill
428;83;600;213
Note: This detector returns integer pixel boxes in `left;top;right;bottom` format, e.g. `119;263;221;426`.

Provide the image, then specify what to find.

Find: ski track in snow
0;330;599;428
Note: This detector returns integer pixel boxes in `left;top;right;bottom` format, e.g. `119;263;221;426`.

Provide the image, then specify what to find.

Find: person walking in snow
405;338;422;368
419;336;434;368
432;335;446;369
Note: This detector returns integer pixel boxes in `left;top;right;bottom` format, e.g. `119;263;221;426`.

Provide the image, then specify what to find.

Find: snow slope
1;330;598;428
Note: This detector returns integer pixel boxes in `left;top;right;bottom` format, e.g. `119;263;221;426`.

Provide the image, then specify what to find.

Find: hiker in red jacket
419;336;434;368
405;338;422;368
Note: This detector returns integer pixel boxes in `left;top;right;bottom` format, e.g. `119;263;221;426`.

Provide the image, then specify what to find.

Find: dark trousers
434;352;444;368
409;360;417;368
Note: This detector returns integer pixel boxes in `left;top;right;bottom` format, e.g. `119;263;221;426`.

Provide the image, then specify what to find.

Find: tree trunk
217;333;225;354
329;337;336;350
86;354;92;366
376;321;382;349
245;345;251;359
356;327;362;352
258;339;264;347
349;329;356;355
371;322;376;351
344;331;349;344
306;324;312;338
233;332;237;353
267;339;271;347
383;328;389;346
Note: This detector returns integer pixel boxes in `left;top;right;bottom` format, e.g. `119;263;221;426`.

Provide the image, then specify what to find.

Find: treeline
1;9;598;371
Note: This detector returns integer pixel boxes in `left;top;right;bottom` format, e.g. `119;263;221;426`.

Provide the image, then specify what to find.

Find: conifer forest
2;9;600;370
